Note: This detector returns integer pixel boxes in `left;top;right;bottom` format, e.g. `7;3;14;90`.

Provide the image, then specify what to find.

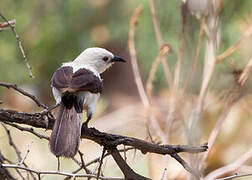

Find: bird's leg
41;103;60;115
57;156;60;171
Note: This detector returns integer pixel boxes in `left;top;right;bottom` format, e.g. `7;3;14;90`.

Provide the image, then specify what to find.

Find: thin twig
216;26;252;64
1;123;22;161
128;5;166;141
200;99;237;169
65;151;92;180
41;103;60;115
238;57;252;86
218;173;252;180
1;123;36;180
0;13;34;78
1;164;124;180
86;147;134;167
97;147;106;180
200;60;249;169
128;5;149;108
188;2;221;147
146;44;171;99
204;148;252;180
149;0;173;87
0;82;47;109
183;17;206;92
19;142;33;165
4;122;49;140
0;151;22;180
78;151;91;174
174;2;186;90
164;2;187;145
170;153;200;178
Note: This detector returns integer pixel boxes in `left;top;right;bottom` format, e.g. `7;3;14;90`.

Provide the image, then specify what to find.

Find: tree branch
109;148;149;180
0;108;207;179
0;81;208;179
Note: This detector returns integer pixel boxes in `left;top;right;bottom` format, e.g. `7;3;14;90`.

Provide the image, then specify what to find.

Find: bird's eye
103;56;109;62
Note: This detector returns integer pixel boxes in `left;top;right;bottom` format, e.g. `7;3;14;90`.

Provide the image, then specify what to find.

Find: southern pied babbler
50;47;125;158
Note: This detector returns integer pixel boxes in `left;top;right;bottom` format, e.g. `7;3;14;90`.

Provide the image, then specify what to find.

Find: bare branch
149;0;173;87
204;148;252;180
183;17;206;92
0;69;208;179
78;151;91;174
200;99;238;169
216;26;252;64
174;2;187;90
0;82;48;109
97;147;106;180
239;57;252;86
4;122;49;140
0;13;34;78
218;173;252;180
146;44;171;99
19;142;32;165
85;147;134;167
129;5;166;141
1;123;36;180
1;164;124;180
0;151;26;180
109;148;150;180
0;152;16;180
0;107;207;178
128;5;149;108
1;123;22;161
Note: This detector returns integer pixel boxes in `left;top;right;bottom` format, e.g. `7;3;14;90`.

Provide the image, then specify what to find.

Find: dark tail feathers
50;94;83;157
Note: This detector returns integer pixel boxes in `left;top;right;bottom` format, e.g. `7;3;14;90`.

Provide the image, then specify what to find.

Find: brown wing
51;66;103;94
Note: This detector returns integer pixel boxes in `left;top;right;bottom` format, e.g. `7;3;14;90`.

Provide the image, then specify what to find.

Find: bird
49;47;125;158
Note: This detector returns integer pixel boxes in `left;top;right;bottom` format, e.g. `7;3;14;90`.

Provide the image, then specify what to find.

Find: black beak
111;56;126;63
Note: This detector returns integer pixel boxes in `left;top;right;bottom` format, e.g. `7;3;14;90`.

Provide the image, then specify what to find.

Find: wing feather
51;66;103;94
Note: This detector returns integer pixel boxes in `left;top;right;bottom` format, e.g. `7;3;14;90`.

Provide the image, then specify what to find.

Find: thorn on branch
161;168;167;180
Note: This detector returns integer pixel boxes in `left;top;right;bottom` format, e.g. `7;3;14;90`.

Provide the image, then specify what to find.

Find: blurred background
0;0;252;179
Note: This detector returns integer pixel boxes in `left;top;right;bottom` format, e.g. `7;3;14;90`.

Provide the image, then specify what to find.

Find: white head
73;47;125;74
